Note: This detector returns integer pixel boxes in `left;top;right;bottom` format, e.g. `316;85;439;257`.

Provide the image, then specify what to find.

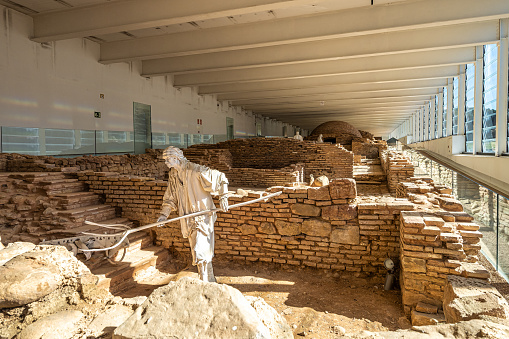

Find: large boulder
0;245;90;308
329;178;357;200
113;277;292;339
443;275;509;323
17;310;84;339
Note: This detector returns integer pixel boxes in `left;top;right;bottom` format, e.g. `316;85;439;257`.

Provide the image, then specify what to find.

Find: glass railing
0;126;249;156
405;147;509;281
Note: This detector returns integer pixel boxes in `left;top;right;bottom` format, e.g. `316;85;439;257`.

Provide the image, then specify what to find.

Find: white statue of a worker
157;146;229;283
293;131;303;141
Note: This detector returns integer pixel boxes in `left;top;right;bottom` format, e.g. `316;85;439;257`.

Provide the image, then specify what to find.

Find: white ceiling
1;0;508;135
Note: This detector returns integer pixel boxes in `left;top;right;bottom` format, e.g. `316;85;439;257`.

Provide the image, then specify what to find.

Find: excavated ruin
1;128;509;338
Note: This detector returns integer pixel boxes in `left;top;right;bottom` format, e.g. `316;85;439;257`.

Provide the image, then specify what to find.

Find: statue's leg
206;261;217;283
193;222;215;282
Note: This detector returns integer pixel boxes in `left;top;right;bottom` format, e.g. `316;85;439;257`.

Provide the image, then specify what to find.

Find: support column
474;45;484;154
458;65;466;135
496;19;509;156
447;78;454;136
437;89;444;138
430;98;436;139
424;104;429;140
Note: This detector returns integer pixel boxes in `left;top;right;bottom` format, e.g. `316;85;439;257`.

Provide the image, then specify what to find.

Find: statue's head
162;146;186;169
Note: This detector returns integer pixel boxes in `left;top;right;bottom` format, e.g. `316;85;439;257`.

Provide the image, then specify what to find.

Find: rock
301;219;331;237
330;226;360;245
88;305;134;338
415;302;438;314
113;277;278;339
0;241;36;266
274;220;301;236
321;204;357;220
455;262;490;279
401;257;426;273
0;245;90;308
245;296;293;339
411;309;445;326
308;186;331;200
443;275;509;323
329;178;357;199
373;319;509;338
258;222;277;234
332;325;346;335
437;197;463;212
310;175;329;187
239;224;258;235
17;310;84;339
0;256;61;309
290;204;321;217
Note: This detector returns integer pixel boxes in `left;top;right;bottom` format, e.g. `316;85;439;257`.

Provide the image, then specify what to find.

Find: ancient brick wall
0;151;167;179
183;138;353;182
76;171;413;276
351;141;379;159
380;150;414;193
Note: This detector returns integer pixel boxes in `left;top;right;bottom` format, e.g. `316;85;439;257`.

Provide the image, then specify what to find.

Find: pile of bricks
399;209;487;323
380;150;414;193
396;177;464;212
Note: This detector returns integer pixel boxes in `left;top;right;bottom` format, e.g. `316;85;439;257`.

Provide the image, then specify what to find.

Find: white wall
0;6;301;137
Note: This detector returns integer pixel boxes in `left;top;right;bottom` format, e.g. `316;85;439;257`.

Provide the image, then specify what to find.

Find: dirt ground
116;258;408;338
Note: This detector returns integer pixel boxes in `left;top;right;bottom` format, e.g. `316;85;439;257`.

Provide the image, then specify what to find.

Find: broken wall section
380;150;414;193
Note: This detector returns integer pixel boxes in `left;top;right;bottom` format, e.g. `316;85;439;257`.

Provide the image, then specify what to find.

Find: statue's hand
157;215;167;223
220;197;229;212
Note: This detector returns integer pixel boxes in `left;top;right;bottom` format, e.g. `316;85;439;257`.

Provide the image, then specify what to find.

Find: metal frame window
465;63;475;152
482;44;498;153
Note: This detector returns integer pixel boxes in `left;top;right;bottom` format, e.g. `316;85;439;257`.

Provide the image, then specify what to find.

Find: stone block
301;219;332;237
321;204;357;221
411;309;445;326
330;226;360;245
329;178;357;199
443;275;509;323
307;186;331;200
274;220;301;236
238;224;258;235
290;203;321;217
416;302;438;314
258;222;276;234
437;197;464;212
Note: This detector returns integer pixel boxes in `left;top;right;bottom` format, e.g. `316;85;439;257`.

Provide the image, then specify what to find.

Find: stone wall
76;171;413;276
351;140;387;159
381;150;414;193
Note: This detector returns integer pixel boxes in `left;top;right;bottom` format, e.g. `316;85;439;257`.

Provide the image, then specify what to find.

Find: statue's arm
158;183;178;221
199;167;229;212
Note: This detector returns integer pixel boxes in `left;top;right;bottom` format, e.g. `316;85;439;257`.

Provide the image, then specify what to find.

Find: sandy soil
115;258;408;338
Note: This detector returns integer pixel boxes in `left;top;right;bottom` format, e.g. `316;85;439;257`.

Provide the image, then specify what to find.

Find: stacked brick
183;138;353;183
380;150;414;193
1;151;167;179
76;171;416;276
399;210;487;321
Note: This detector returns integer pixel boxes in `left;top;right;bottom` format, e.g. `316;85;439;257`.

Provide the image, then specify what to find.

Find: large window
443;87;448;137
452;77;459;135
465;63;475;152
482;44;498;153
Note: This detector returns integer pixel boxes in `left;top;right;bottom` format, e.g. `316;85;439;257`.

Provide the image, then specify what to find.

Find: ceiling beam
199;65;460;95
247;104;423;114
233;87;439;106
142;20;497;75
100;0;509;63
32;0;331;42
172;47;474;86
217;78;448;101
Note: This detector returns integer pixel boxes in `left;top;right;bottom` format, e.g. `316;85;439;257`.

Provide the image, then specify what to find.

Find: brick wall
77;171;414;276
182;138;354;183
381;150;414;193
